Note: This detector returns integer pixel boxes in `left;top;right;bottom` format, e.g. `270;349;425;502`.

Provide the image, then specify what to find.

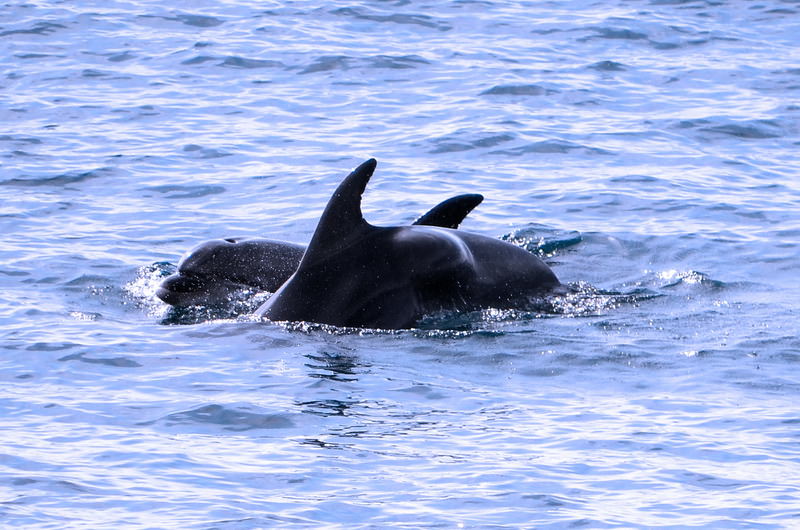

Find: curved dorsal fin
413;193;483;229
299;158;376;267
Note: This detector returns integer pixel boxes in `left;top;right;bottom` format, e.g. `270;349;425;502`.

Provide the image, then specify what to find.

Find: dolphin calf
156;238;305;307
255;159;560;329
156;193;483;307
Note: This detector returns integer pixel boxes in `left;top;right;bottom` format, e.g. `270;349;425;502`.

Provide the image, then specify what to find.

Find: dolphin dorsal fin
299;158;377;267
413;194;483;229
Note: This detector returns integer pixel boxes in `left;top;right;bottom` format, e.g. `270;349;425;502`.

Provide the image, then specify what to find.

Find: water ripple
2;0;799;528
149;404;296;431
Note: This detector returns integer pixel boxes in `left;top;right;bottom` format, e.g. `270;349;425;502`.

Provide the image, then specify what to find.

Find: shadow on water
294;347;367;417
303;350;362;382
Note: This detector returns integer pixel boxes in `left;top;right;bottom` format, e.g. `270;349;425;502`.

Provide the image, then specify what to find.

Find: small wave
298;54;428;74
69;311;102;321
428;133;516;154
182;143;233;159
652;269;726;291
588;60;627;72
220;56;283;69
65;274;115;289
24;342;81;352
107;51;136;63
176;14;224;28
135;13;224;29
143;183;227;198
368;54;430;69
0;167;112;187
0;135;43;145
331;7;451;31
580;20;712;50
15;52;63;59
532;283;662;317
502;225;583;256
299;55;352;74
765;7;799;15
181;55;216;66
608;174;660;184
480;84;552;96
491;140;612;156
678;117;787;138
81;69;113;78
419;284;659;333
591;27;647;40
9;477;95;495
0;21;66;37
701;122;783;139
58;352;142;368
147;404;295;431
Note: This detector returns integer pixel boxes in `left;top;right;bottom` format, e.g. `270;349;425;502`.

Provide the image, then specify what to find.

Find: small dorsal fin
413;194;483;229
299;158;376;267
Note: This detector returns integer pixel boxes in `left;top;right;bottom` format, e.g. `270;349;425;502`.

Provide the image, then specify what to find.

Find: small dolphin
255;159;560;329
156;193;483;307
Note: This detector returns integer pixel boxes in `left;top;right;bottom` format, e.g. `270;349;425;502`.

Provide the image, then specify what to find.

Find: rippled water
2;1;800;527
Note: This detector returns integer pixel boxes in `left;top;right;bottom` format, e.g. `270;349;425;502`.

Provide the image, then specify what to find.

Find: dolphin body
255;159;560;329
156;193;483;307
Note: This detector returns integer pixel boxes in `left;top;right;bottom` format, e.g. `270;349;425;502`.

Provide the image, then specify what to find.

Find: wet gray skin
157;193;484;307
256;159;561;329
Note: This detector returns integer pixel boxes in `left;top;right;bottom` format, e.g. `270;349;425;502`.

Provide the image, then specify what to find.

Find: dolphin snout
155;273;207;305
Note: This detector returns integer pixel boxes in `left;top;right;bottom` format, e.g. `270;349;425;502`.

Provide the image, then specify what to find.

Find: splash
122;262;174;319
501;225;583;257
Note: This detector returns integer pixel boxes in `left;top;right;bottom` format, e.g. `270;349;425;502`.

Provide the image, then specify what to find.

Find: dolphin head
156;238;304;307
156;239;254;306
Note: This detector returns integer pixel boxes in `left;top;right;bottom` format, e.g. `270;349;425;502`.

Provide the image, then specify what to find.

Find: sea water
1;1;799;527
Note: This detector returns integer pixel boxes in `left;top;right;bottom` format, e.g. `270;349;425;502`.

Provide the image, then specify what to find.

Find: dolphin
156;193;484;307
255;159;561;329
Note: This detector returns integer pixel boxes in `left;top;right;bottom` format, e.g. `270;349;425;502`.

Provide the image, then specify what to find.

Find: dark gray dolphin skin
156;193;483;307
255;158;561;329
156;238;305;307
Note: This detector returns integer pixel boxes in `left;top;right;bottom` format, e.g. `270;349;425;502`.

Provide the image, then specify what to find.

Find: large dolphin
255;159;561;329
156;193;483;307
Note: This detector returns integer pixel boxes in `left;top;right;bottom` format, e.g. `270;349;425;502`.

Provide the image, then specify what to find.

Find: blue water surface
2;1;799;527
